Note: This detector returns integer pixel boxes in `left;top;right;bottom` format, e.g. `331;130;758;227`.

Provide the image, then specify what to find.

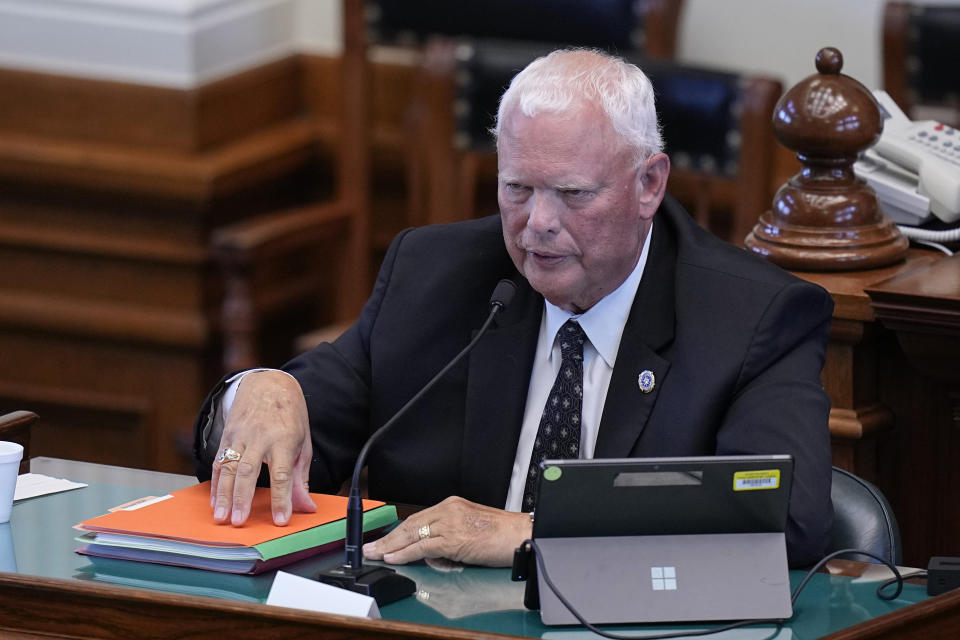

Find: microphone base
316;563;416;606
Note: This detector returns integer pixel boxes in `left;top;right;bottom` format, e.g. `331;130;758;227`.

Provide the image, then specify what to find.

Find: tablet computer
529;455;794;625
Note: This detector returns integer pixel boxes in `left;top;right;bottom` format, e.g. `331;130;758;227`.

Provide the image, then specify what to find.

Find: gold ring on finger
217;447;242;465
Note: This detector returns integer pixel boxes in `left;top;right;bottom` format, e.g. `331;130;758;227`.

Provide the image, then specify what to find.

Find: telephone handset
854;90;960;225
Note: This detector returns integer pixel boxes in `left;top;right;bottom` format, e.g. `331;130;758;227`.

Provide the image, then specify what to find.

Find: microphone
316;278;518;605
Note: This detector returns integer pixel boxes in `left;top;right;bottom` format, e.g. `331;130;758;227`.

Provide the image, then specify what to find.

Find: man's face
498;104;662;313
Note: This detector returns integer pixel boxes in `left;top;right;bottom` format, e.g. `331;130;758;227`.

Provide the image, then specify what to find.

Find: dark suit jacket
195;196;834;567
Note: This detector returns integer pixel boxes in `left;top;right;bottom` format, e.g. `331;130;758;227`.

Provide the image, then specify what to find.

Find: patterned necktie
522;319;586;511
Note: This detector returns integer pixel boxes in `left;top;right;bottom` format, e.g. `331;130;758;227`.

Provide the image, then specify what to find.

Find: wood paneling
0;57;303;152
0;410;35;474
0;54;349;474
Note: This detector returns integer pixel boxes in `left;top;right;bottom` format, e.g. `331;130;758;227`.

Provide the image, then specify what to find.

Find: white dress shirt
503;224;652;512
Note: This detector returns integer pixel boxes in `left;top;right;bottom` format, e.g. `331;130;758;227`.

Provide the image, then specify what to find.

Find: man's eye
562;189;591;199
504;183;530;196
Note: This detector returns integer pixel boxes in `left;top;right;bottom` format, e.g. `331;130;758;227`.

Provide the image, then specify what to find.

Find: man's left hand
362;496;532;567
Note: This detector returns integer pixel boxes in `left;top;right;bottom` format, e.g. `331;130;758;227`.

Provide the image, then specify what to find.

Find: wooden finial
745;47;907;271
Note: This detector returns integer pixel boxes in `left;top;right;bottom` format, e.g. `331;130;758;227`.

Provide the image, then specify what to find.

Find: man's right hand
210;370;316;527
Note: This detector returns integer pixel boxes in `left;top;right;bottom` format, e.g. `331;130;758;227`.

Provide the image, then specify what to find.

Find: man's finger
289;443;317;515
365;519;436;560
210;458;222;509
265;450;300;526
362;524;409;558
291;473;317;514
212;447;242;523
229;445;263;526
382;537;441;565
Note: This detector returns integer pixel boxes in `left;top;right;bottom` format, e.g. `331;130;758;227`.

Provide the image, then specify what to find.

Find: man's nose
526;191;559;234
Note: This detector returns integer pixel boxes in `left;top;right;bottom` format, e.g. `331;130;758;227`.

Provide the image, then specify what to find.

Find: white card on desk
266;571;380;619
14;473;87;501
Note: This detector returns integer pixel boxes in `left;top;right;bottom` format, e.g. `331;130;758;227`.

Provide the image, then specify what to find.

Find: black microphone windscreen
490;279;518;310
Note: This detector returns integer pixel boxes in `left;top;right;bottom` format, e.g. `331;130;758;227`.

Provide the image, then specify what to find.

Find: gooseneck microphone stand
316;279;518;605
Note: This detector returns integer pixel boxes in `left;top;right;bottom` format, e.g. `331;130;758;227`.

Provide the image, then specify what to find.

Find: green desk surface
2;461;932;639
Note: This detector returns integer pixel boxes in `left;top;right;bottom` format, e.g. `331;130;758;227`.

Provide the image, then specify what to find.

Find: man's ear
636;153;670;219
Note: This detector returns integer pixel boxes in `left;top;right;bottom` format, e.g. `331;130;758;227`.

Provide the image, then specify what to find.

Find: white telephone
854;90;960;227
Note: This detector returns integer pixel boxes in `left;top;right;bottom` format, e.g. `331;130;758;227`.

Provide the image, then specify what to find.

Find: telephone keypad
908;123;960;166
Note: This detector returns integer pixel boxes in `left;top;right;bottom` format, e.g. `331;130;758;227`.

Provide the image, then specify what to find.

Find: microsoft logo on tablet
650;566;677;591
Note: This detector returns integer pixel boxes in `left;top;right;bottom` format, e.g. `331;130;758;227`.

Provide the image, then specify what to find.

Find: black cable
790;549;905;605
879;571;927;599
529;541;915;639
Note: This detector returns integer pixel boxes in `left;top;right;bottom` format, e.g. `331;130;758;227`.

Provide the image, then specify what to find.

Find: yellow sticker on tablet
733;470;780;491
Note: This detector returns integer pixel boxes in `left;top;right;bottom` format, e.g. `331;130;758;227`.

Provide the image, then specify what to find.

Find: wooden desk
795;250;960;567
1;571;956;640
1;459;958;639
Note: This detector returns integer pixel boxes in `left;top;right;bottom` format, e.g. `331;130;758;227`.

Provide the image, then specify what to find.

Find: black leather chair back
439;38;778;242
453;40;745;178
902;5;960;109
368;0;646;50
829;466;902;565
884;2;960;127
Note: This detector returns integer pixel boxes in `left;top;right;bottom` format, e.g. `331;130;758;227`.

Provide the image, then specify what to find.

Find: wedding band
217;447;242;465
417;524;431;541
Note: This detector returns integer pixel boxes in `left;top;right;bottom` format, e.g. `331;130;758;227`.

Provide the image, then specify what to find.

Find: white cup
0;441;23;524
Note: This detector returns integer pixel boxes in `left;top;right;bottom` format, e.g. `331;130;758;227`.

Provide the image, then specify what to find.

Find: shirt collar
543;221;653;367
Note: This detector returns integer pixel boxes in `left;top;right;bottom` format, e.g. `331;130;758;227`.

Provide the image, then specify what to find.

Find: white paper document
14;473;87;501
266;571;381;619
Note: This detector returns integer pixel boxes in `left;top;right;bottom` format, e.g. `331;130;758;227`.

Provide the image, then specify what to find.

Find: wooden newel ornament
745;47;908;270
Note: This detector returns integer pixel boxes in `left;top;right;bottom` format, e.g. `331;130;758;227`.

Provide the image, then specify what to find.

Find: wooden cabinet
796;251;960;566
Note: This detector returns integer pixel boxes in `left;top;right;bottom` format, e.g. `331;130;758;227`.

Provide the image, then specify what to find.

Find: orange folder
77;481;387;547
75;482;397;574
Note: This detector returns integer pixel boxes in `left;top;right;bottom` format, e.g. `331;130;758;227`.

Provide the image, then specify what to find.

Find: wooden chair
364;0;685;253
410;39;782;246
210;0;371;371
883;1;960;128
366;0;682;56
0;410;35;474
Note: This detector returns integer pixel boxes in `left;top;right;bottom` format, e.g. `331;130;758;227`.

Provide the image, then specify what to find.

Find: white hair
493;48;663;165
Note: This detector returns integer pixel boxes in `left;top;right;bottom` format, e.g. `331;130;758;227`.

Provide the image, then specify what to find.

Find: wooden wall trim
0;57;304;153
828;404;895;440
0;222;205;265
0;52;421;206
0;289;208;347
0;118;321;201
0;380;150;418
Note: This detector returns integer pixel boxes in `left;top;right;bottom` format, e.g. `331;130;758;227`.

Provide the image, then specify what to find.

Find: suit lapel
460;279;542;505
595;216;677;458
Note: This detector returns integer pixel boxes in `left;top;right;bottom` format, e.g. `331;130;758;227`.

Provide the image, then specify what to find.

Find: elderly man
194;49;833;568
